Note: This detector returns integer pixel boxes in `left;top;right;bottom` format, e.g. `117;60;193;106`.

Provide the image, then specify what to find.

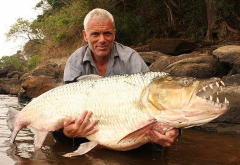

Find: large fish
7;72;229;157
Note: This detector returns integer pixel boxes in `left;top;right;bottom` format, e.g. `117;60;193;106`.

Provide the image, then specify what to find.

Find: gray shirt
64;41;149;82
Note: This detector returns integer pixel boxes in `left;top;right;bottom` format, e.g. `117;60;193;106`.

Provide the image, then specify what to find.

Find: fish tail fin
7;108;20;144
63;141;99;157
7;108;19;132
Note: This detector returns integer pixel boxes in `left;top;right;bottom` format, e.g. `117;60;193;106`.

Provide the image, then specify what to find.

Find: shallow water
1;95;240;165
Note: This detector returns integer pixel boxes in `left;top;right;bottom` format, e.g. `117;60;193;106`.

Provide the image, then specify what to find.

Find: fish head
145;75;230;128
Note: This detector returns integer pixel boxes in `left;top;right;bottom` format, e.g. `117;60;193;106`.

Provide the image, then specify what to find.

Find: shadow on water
1;95;240;165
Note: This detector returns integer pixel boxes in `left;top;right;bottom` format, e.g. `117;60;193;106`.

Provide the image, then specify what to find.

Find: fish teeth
224;97;229;104
216;82;220;88
220;81;225;86
210;95;213;101
203;87;206;91
209;84;213;89
216;97;220;103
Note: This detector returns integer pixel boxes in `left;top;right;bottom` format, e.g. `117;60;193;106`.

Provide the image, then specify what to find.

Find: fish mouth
196;79;230;109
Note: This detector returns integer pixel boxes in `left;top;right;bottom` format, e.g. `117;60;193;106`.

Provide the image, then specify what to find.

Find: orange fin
63;141;99;157
117;119;157;144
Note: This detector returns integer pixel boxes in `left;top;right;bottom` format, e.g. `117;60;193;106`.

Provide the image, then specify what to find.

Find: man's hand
63;110;99;138
147;128;180;147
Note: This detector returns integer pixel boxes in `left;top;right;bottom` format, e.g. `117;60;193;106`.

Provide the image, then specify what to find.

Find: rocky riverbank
1;39;240;133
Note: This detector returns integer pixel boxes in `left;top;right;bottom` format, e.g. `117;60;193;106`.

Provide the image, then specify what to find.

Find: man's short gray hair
83;8;115;31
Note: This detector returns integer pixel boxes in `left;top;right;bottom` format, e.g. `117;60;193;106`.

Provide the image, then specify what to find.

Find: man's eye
104;32;112;36
91;32;99;36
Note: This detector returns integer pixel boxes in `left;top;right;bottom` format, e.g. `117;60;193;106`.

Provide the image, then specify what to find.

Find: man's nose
99;34;106;42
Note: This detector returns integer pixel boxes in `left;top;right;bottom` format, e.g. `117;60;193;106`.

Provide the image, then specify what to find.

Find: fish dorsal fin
63;141;99;157
76;74;103;81
117;119;157;144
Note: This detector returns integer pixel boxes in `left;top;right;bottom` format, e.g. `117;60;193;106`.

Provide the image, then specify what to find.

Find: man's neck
92;53;111;76
93;53;111;65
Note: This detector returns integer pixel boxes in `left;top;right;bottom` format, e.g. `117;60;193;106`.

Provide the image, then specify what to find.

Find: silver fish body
7;72;229;156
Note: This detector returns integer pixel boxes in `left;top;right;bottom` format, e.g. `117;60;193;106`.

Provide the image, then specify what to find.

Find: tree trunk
205;0;239;41
163;0;182;28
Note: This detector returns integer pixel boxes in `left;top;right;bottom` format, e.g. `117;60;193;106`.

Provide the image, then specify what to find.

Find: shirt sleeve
63;60;82;83
127;51;150;73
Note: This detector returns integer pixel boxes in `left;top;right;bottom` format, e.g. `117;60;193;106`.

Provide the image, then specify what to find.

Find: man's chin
95;52;110;58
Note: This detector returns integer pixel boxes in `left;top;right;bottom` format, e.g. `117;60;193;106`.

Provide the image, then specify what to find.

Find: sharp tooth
217;91;219;95
203;87;206;91
209;84;213;89
224;97;229;104
216;82;220;88
210;95;213;101
220;81;225;86
216;97;220;103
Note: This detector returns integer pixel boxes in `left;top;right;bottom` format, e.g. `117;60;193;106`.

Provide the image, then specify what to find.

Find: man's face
83;17;116;58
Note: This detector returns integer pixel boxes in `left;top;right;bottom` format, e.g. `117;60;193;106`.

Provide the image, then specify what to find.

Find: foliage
6;18;43;42
4;0;240;69
27;54;42;70
0;54;26;72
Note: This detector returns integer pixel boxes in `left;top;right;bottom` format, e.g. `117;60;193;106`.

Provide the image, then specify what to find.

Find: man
53;8;180;149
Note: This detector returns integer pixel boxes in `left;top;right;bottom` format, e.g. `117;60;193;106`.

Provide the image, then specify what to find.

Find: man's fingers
64;116;76;126
75;110;91;127
84;128;99;137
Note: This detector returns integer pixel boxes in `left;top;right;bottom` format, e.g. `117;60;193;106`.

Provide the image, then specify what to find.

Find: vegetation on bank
1;0;240;72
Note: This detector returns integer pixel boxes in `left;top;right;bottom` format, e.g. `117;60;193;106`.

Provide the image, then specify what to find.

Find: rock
223;74;240;86
32;63;57;78
7;71;22;79
213;45;240;74
138;51;168;66
21;76;56;99
149;38;197;55
0;66;15;78
0;78;21;95
149;52;231;78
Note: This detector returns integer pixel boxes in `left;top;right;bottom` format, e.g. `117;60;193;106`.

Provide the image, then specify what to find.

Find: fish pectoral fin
63;141;99;157
117;119;157;144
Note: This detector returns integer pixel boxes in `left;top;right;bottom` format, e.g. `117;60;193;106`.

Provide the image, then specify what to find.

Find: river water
0;94;240;165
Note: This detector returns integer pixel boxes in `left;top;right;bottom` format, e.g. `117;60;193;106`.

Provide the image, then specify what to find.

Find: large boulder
149;52;231;78
213;45;240;74
149;38;197;55
0;78;21;95
20;75;57;99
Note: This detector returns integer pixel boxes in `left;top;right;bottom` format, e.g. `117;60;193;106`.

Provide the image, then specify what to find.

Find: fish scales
14;72;167;149
8;71;229;156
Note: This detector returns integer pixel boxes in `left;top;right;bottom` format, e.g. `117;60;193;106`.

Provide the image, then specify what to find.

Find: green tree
0;51;26;71
6;18;43;44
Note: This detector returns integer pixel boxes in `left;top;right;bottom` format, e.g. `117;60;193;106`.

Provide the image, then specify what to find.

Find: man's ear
83;30;88;42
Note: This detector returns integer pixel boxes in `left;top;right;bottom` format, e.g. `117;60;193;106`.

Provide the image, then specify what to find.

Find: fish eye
182;78;190;86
